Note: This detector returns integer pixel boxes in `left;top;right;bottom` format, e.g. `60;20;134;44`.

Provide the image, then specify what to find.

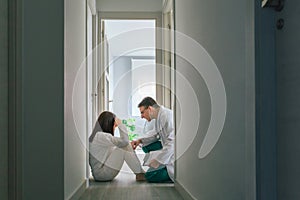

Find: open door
162;0;175;109
98;20;110;113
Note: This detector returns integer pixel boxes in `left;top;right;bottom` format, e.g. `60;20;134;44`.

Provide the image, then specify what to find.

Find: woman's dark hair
98;111;116;135
89;111;115;142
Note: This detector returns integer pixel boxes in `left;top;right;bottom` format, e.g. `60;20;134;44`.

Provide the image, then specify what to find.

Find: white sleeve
145;111;175;165
140;129;159;146
109;124;129;148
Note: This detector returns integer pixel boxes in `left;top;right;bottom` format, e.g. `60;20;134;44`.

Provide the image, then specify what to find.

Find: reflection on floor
79;173;183;200
79;150;183;200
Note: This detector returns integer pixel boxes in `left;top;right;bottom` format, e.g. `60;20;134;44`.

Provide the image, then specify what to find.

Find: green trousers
142;141;172;183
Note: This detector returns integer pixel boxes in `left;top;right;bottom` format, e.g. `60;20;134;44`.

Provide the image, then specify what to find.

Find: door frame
86;0;98;184
162;0;175;110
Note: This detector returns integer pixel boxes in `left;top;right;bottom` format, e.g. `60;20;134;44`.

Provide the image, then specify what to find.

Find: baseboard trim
174;180;196;200
67;179;87;200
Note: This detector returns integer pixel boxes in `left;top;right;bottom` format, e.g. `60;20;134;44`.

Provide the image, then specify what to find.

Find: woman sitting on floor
89;111;145;181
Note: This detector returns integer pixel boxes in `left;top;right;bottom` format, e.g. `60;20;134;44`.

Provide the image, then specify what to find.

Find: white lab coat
141;106;175;181
89;124;143;181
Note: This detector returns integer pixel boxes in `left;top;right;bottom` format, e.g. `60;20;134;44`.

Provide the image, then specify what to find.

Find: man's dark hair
138;96;158;108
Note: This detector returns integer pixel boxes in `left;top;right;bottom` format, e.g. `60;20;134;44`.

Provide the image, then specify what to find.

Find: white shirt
89;124;129;179
141;106;175;181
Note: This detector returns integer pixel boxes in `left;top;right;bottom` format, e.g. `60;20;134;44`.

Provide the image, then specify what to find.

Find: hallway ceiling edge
96;0;163;13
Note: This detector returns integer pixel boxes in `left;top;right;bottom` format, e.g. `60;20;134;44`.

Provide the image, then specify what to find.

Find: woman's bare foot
136;173;146;181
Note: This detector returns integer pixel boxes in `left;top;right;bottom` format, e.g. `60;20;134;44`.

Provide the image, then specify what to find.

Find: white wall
175;0;255;199
112;56;155;119
112;57;132;118
65;0;87;199
0;0;8;199
105;20;156;57
97;0;162;12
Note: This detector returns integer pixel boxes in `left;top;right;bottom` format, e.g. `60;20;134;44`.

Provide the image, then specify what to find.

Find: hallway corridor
2;0;300;199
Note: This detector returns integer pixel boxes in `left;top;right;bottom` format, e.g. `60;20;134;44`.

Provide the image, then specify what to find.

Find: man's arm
131;129;158;150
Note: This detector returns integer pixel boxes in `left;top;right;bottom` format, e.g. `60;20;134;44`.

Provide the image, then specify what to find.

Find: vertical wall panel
277;1;300;199
0;0;8;199
255;2;277;199
22;1;64;199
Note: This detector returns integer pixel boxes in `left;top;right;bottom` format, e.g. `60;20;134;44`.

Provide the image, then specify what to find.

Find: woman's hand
114;117;122;126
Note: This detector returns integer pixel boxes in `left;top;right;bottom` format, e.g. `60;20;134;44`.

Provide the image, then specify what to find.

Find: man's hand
149;159;160;169
131;139;141;150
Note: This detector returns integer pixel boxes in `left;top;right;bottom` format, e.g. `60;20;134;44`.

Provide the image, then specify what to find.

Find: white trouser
93;144;143;181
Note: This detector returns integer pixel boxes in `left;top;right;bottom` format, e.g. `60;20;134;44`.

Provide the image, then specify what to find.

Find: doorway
102;19;156;136
98;18;158;175
93;9;175;180
85;1;175;187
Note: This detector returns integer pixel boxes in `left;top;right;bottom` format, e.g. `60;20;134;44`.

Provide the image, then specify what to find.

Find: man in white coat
131;97;174;182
